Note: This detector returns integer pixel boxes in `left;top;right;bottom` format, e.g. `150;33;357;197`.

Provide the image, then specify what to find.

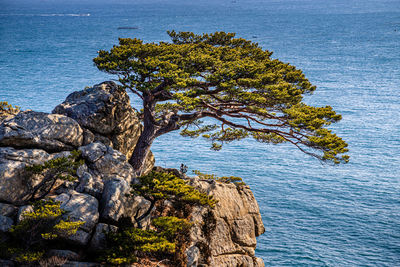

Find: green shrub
102;216;191;265
25;150;84;201
26;150;84;182
131;171;216;208
193;170;246;185
4;199;84;264
13;250;45;264
103;171;216;265
0;101;20;115
152;216;192;240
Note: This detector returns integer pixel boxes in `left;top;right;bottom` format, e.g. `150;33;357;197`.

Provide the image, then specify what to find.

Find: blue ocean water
1;0;400;266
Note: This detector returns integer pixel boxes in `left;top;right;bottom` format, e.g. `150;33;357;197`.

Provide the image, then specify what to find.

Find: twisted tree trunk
129;126;156;175
129;95;158;175
128;92;182;175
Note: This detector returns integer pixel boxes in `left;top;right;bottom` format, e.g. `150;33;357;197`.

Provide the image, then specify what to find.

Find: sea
1;0;399;266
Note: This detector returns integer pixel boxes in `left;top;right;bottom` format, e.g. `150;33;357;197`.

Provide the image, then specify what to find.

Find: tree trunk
129;125;156;175
128;94;182;175
129;96;157;175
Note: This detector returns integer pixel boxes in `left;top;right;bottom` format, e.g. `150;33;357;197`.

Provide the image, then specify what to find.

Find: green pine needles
193;170;245;185
103;171;214;265
26;150;84;182
131;171;216;207
103;217;191;265
0;101;20;115
25;150;84;201
94;31;349;174
0;152;85;264
2;199;84;264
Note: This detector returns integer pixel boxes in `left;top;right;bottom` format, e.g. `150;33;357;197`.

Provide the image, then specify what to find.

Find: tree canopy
94;31;348;173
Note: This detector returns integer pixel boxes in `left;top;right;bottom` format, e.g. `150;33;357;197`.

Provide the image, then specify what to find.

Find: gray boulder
100;178;130;223
89;223;118;251
0;147;81;204
101;178;151;226
79;142;107;163
79;142;137;184
52;81;141;159
16;205;33;223
66;229;92;247
76;171;104;199
0;215;13;232
0;111;83;152
0;147;51;204
55;191;99;233
55;191;98;246
53;82;155;174
75;163;103;198
0;259;14;267
0;203;18;218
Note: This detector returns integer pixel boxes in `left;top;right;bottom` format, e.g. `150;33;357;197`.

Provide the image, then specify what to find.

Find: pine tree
94;31;349;174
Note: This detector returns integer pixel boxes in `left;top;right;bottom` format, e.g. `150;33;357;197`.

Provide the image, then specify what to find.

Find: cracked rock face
0;111;83;152
79;142;137;184
0;215;13;232
54;191;99;246
0;203;17;218
186;178;265;267
53;81;141;159
89;223;118;251
0;147;52;204
56;191;99;233
100;177;151;227
53;81;154;174
0;143;154;247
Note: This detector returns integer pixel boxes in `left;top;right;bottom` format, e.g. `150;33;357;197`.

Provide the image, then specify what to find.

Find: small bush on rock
102;216;191;265
0;101;20;115
131;171;216;207
102;171;213;266
193;170;246;186
26;150;84;182
25;150;84;200
3;199;84;264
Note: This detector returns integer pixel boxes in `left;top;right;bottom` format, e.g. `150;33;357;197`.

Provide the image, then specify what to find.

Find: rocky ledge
0;82;265;266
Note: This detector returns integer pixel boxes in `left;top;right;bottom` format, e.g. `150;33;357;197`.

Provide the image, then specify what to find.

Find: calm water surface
1;0;399;266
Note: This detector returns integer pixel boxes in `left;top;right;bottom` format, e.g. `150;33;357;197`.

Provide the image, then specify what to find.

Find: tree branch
119;79;144;101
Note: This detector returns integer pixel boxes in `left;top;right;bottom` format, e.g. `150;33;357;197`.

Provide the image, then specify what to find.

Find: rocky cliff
0;82;265;266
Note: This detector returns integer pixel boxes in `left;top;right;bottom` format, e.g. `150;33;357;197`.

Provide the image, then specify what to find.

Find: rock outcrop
53;81;154;174
79;142;137;184
0;103;20;124
186;178;265;266
0;82;265;266
89;223;118;251
0;147;71;204
0;111;83;152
